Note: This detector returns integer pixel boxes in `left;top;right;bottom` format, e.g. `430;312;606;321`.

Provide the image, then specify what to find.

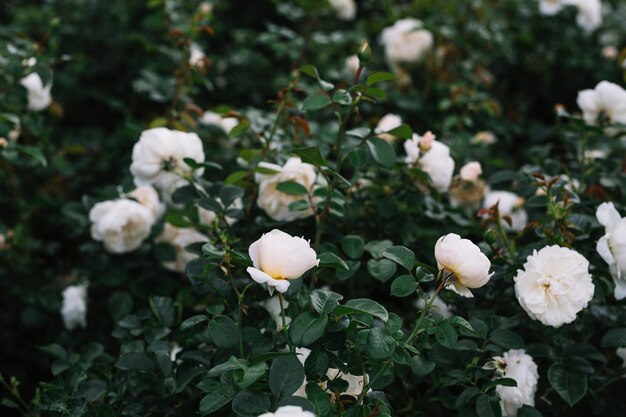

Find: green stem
494;209;516;258
278;293;294;352
405;272;447;346
356;360;391;405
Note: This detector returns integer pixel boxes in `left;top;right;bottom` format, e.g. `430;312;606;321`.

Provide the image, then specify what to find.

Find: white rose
380;18;434;65
435;233;493;297
595;202;626;299
130;127;206;193
329;0;356;20
514;245;594;327
459;161;482;183
493;349;539;417
61;284;88;331
200;111;239;134
129;185;166;219
567;0;602;32
20;72;52;112
198;197;243;226
617;347;626;368
247;229;319;294
258;406;316;417
89;199;155;254
260;295;291;331
539;0;564;15
255;157;316;222
576;81;626;129
375;113;403;142
414;291;452;318
156;223;208;273
405;133;455;193
483;190;528;232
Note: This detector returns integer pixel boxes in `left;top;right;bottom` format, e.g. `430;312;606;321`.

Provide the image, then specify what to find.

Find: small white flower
514;245;594;327
577;81;626;129
405;132;455;193
483;190;528;232
198;197;243;226
255;158;316;222
156;224;208;273
539;0;565;15
200;111;239;134
89;199;155;253
129;185;166;219
375;113;403;142
414;291;452;318
380;18;433;65
61;284;88;330
602;46;618;60
189;44;205;68
493;349;539;417
130;127;206;193
471;131;497;145
247;229;319;294
258;406;316;417
435;233;493;297
260;295;291;331
20;72;52;111
617;347;626;368
595;202;626;299
567;0;603;32
328;0;356;20
459;161;482;183
345;54;360;75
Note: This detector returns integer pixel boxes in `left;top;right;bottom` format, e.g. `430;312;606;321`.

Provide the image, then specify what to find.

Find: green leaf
292;146;327;166
366;137;396;169
601;328;626;347
225;170;249;185
385;124;412;139
526;195;548;208
289;313;328;346
366;86;386;100
276;180;309;196
489;329;523;349
455;387;480;408
311;290;344;316
435;321;458;349
220;185;244;208
336;298;389;322
198;381;235;415
367;258;397;283
276;396;316;413
365;240;393;259
302;94;332;111
366;72;396;86
475;395;498;417
288;200;310;212
390;275;418;297
318;252;349;270
483;378;518;391
382;246;415;271
306;383;335;416
367;328;396;359
17;145;47;166
518;406;544;417
231;391;271;417
208;316;239;348
548;364;588;407
268;355;305;397
410;355;436;376
207;357;249;377
229;120;250;138
332;89;352;105
150;296;175;327
116;353;155;373
180;315;209;331
341;235;365;259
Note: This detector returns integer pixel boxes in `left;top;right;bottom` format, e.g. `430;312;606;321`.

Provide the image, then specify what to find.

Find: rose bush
1;1;626;417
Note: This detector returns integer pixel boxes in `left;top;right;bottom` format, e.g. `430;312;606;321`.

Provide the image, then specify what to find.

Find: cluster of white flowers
380;18;434;66
61;283;88;330
595;202;626;299
20;72;52;112
328;0;356;21
577;81;626;132
539;0;603;32
255;157;317;222
514;245;594;327
491;349;539;417
404;131;455;193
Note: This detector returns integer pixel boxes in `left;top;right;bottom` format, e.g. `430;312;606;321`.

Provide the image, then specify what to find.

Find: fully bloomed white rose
493;349;539;417
156;224;208;273
380;18;433;65
435;233;493;297
89;199;155;254
483;190;528;232
329;0;356;20
247;229;319;294
539;0;565;15
61;284;88;330
514;245;594;327
405;132;455;193
20;72;52;111
375;113;403;142
130;127;205;193
198;197;243;226
576;81;626;129
129;185;165;219
459;161;482;183
258;406;316;417
200;111;239;134
595;202;626;299
255;158;316;222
